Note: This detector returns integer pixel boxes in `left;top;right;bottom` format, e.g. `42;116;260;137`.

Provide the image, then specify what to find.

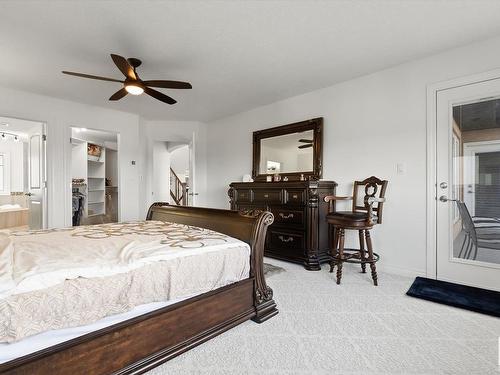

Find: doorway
70;127;119;226
429;75;500;291
152;141;193;206
0;116;46;231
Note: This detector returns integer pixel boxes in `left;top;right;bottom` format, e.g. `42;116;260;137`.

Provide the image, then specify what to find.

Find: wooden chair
324;176;388;285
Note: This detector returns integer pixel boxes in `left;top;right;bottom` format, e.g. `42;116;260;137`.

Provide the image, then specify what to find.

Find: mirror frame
252;117;323;181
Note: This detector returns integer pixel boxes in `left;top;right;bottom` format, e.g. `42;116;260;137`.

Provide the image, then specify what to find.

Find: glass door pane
451;98;500;265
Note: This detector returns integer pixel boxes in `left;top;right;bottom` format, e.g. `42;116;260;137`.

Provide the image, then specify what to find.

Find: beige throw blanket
0;221;250;342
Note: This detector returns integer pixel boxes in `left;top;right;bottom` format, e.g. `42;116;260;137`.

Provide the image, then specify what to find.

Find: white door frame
426;68;500;279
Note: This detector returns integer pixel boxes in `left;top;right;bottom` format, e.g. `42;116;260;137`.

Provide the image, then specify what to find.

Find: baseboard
376;262;426;279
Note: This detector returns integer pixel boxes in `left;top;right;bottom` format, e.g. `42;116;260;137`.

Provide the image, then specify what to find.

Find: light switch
397;162;406;174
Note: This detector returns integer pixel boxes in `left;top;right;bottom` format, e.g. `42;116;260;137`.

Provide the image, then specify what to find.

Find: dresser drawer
267;229;305;255
235;204;268;212
271;208;305;226
235;189;253;203
284;189;305;206
253;189;282;204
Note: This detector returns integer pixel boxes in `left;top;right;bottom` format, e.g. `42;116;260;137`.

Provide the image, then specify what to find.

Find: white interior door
436;78;500;291
27;127;46;229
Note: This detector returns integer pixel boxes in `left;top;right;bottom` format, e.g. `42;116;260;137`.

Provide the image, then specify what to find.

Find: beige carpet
146;259;500;375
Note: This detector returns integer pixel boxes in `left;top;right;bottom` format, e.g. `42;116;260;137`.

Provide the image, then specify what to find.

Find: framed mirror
252;117;323;181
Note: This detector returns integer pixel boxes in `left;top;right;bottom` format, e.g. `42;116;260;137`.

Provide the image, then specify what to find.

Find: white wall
206;35;500;276
139;120;207;216
0;86;141;228
105;148;118;188
152;141;171;203
71;142;87;180
0;139;24;193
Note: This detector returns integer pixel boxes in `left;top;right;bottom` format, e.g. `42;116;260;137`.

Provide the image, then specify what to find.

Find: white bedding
0;220;250;298
0;220;251;346
0;295;191;364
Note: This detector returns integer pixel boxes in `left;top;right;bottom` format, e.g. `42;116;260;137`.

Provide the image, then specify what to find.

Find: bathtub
0;204;29;229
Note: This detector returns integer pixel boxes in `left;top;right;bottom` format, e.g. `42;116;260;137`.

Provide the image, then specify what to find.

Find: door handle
439;182;448;189
439;195;458;203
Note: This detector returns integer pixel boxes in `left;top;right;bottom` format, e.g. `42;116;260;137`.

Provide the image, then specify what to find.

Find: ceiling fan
62;54;192;105
298;139;313;149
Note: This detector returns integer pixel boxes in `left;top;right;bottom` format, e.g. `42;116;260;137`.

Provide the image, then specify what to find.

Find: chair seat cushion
326;211;379;227
327;211;369;222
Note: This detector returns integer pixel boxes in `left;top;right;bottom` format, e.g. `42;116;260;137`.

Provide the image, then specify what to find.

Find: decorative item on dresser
324;176;388;285
229;180;337;270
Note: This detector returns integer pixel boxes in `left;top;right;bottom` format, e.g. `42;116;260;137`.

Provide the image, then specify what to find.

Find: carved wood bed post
246;210;278;323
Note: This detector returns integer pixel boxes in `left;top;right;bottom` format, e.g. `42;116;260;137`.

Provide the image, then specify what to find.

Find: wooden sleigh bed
0;203;278;375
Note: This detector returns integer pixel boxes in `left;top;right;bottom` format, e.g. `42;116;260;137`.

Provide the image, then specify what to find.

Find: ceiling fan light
125;84;144;95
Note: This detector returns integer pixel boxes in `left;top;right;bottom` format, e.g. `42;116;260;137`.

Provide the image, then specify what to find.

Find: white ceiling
2;1;500;122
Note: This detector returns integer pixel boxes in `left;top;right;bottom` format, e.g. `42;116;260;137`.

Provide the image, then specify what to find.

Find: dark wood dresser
228;180;337;270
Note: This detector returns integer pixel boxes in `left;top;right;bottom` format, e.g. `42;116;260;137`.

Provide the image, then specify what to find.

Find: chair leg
464;235;470;259
472;243;478;260
458;234;468;259
465;237;473;259
330;227;340;273
336;228;345;285
358;229;366;273
365;230;378;286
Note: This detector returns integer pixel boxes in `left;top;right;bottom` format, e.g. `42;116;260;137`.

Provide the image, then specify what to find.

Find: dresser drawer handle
278;235;294;243
292;194;298;199
278;213;294;219
263;194;269;198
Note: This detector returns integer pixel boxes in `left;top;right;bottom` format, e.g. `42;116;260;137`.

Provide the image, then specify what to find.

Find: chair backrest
456;201;477;243
352;176;388;224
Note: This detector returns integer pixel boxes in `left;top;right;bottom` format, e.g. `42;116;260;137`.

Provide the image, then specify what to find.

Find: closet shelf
87;213;104;217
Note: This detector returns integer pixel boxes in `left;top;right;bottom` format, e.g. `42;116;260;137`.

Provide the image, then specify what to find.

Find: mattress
0;220;250;345
0;296;190;364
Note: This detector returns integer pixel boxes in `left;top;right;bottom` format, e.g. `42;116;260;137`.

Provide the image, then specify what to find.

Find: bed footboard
146;202;278;323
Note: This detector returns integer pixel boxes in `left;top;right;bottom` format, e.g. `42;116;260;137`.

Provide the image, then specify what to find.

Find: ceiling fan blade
298;144;313;149
298;139;313;143
110;54;136;80
62;71;123;83
109;87;128;101
142;80;192;89
144;87;177;105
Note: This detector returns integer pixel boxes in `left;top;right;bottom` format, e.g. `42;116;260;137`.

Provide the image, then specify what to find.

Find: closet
71;128;119;225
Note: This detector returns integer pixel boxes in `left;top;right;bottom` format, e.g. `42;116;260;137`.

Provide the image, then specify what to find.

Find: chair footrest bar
329;250;380;265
